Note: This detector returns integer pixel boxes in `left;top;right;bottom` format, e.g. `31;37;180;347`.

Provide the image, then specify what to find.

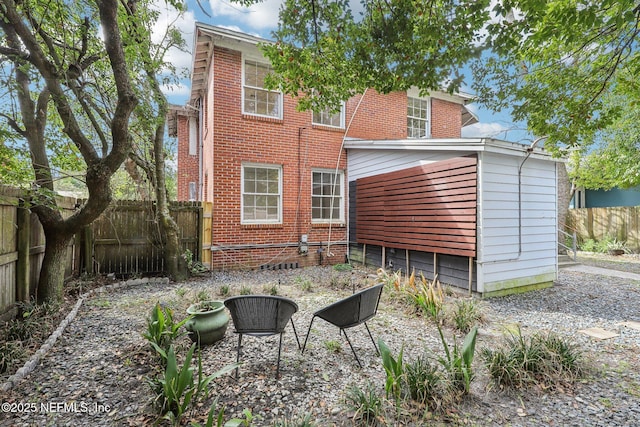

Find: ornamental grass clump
448;299;485;333
344;381;384;425
404;353;442;409
481;326;585;389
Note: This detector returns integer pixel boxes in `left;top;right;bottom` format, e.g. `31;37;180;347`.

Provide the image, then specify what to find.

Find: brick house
169;24;481;272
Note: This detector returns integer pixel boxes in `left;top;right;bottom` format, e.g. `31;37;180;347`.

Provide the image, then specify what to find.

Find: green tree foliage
257;0;492;112
569;91;640;190
246;0;639;190
472;0;639;155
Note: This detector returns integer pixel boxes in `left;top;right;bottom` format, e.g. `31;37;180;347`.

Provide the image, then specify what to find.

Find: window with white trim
312;103;345;128
242;164;282;223
243;59;282;118
407;96;430;138
312;170;344;222
188;117;197;155
188;182;197;201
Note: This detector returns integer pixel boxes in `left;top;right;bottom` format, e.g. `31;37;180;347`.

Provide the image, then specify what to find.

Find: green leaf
462;326;478;368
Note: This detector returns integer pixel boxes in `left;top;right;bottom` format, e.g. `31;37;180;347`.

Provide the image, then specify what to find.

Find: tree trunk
154;124;187;281
158;207;186;280
36;228;73;303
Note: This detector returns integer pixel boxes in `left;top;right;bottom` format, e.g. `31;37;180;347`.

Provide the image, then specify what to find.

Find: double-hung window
243;59;282;118
407;96;430;138
242;164;282;223
312;103;345;128
312;170;344;223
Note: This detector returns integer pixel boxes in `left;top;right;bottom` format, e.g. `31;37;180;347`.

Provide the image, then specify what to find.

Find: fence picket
567;207;640;250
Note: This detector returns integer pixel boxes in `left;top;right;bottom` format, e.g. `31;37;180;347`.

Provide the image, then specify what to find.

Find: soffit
189;24;268;106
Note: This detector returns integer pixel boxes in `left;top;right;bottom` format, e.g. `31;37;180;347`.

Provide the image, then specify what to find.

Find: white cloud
162;82;191;98
208;0;282;31
462;122;511;138
152;2;197;71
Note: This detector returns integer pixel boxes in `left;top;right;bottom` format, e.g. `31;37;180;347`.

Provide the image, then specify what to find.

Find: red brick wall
209;46;347;269
178;45;469;269
176;114;199;201
431;98;463;138
345;90;407;140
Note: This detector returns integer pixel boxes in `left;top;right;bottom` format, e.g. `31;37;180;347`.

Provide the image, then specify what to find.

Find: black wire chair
224;295;301;379
302;284;384;367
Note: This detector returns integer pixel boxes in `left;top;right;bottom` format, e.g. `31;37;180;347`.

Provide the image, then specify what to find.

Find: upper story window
243;59;282;119
312;170;344;223
241;164;282;224
407;96;430;138
188;117;197;155
312;103;345;128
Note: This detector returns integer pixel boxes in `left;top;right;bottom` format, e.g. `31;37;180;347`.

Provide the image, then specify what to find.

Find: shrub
6;300;59;341
329;271;352;289
344;382;383;425
294;276;313;292
404;354;441;409
482;327;584;389
448;299;484;333
376;268;402;292
272;412;315;427
218;284;230;297
405;271;444;320
0;340;26;374
182;249;209;274
263;283;279;295
197;290;211;302
579;238;598;252
324;340;342;353
333;263;353;272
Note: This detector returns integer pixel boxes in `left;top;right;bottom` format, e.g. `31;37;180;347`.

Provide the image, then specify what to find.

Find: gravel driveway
1;255;639;426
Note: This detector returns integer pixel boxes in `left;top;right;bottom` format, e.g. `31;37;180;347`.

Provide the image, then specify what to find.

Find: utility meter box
299;234;308;255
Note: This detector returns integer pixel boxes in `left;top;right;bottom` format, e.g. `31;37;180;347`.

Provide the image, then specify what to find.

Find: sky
158;0;533;144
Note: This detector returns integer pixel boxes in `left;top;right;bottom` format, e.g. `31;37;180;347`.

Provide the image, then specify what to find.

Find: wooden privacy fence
0;185;207;320
0;186;77;320
567;207;640;250
89;200;203;275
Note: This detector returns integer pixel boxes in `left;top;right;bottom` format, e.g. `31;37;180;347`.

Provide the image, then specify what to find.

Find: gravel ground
1;255;639;426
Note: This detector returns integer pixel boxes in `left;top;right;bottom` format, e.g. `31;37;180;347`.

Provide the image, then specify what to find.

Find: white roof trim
344;138;561;161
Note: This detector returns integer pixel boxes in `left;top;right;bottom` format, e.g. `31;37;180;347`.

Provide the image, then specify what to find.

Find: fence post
16;200;30;303
197;202;203;262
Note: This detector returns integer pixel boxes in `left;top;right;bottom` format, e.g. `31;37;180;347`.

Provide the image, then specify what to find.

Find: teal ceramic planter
185;301;229;346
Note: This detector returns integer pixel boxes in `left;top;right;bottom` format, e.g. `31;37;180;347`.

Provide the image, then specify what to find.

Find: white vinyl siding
241;164;282;223
476;153;557;293
312;170;344;222
242;59;282;119
346;139;559;296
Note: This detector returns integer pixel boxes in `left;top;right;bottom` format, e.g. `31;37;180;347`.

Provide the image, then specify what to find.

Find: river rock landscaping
1;255;639;426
